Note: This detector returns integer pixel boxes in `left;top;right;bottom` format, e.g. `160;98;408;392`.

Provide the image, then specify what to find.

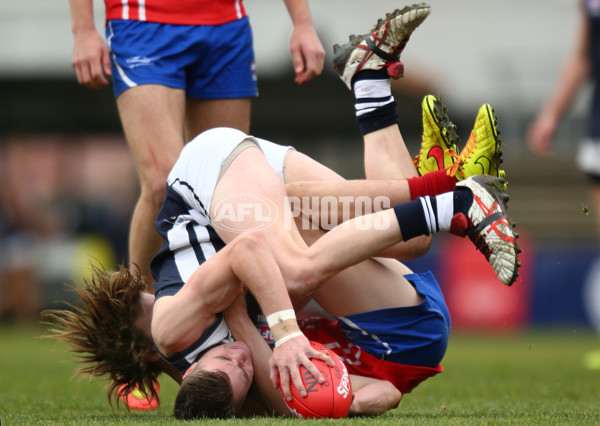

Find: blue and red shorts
300;271;450;394
106;17;258;99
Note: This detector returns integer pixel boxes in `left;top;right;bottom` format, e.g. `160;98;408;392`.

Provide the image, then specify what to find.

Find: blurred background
1;0;598;334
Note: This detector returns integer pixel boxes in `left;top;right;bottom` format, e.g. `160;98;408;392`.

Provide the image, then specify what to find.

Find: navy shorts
105;18;258;99
337;271;451;368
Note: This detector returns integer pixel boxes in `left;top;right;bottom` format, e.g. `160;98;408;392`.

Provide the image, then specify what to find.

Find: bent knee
139;173;170;207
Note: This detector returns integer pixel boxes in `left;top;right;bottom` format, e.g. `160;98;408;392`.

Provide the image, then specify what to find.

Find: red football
280;341;352;418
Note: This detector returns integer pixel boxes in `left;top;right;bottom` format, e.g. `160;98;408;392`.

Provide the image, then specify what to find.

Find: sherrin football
280;341;352;418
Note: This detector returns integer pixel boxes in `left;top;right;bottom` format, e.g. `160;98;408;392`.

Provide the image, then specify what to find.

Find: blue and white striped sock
352;70;398;135
393;191;462;241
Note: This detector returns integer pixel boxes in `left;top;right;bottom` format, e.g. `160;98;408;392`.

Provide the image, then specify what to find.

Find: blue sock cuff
393;198;430;241
357;99;399;135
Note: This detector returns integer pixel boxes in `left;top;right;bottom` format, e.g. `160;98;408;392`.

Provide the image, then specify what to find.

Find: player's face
184;342;254;407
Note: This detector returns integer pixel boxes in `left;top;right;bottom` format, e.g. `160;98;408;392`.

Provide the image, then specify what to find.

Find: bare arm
283;0;324;84
69;0;112;88
348;375;402;416
528;3;590;156
152;232;297;354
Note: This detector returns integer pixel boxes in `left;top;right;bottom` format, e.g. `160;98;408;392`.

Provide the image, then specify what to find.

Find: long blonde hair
42;265;161;407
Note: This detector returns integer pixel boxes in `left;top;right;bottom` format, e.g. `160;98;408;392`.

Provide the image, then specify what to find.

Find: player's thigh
185;98;251;141
311;257;420;318
211;146;307;254
284;151;344;183
117;84;186;187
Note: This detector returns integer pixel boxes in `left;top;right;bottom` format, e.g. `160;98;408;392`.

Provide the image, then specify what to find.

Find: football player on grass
44;3;520;418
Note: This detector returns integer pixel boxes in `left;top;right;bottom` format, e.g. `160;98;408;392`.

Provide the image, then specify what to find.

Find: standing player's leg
184;16;256;139
117;85;187;290
115;83;187;411
114;16;257;288
186;98;251;136
108;20;191;289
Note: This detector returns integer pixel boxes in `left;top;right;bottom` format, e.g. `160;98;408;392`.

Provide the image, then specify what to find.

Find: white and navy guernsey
150;180;272;375
151;177;226;298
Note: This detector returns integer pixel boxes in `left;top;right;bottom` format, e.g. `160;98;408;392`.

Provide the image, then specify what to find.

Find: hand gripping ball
280;341;352;418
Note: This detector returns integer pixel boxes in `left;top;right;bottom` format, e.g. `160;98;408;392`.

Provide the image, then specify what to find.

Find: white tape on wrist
266;309;296;328
275;331;304;347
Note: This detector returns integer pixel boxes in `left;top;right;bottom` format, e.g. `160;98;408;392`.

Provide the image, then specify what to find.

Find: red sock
407;170;456;200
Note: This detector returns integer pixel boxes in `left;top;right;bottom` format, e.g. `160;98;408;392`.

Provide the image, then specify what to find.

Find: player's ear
145;348;161;362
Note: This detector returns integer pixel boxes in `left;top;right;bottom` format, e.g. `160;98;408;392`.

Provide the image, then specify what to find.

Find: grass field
1;324;599;425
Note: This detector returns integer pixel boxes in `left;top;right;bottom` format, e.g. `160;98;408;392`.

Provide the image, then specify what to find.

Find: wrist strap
266;309;296;328
275;331;304;347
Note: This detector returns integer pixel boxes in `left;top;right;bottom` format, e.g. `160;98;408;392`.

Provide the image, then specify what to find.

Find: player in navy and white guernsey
150;129;293;375
150;127;452;417
51;6;520;418
150;133;450;391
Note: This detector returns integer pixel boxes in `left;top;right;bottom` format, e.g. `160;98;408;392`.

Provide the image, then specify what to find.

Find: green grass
1;324;600;425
